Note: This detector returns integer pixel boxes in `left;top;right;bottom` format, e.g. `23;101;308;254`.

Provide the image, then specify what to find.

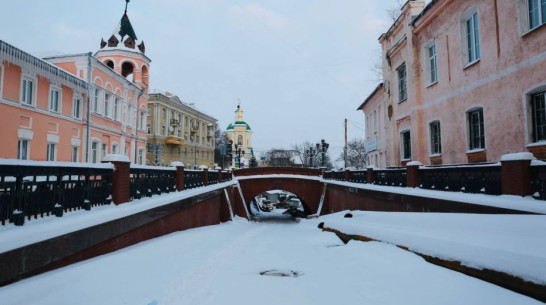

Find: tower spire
125;0;130;14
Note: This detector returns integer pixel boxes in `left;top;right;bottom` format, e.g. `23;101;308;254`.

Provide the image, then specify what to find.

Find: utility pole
344;119;348;169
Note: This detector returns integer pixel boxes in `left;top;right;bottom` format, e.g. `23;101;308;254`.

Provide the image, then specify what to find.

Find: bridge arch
234;168;325;215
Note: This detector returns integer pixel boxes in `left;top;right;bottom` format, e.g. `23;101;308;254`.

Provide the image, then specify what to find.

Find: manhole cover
260;270;303;277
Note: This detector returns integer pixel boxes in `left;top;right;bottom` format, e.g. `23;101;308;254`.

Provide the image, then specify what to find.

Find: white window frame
114;97;120;121
91;141;100;163
46;143;57;161
104;92;110;118
138;148;144;165
397;63;407;102
101;143;108;158
93;88;100;113
73;95;82;119
460;6;481;67
21;76;36;106
429;120;442;156
72;146;79;162
49;86;62;113
17;139;29;160
400;129;411;161
139;111;146;130
424;39;438;86
528;0;546;30
112;143;119;155
466;107;486;151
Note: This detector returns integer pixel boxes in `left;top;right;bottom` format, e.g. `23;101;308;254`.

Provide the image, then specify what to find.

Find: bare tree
337;139;367;169
386;0;405;23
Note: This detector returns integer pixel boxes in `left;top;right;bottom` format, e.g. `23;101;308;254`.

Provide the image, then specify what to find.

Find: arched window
238;135;243;145
105;60;114;69
121;62;135;79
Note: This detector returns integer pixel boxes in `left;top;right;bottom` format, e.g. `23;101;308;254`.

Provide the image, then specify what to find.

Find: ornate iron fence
419;164;502;195
129;167;176;200
0;165;111;226
184;170;204;189
531;164;546;200
349;171;367;183
373;169;407;187
221;171;230;182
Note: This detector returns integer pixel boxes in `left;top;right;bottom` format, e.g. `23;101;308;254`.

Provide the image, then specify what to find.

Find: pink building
0;5;149;164
360;0;546;166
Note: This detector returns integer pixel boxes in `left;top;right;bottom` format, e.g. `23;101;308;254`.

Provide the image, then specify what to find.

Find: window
46;143;56;161
373;110;378;134
72;146;79;162
140;111;146;130
468;108;485;150
429;121;442;155
94;88;100;112
147;124;151;134
112;144;118;154
91;142;99;163
532;91;546;142
104;93;110;117
528;0;546;30
138;149;144;165
21;78;34;105
49;88;61;112
17;140;29;160
114;98;120;121
101;143;107;158
238;135;243;145
73;97;81;119
397;63;407;102
426;41;438;84
401;130;411;160
462;8;481;65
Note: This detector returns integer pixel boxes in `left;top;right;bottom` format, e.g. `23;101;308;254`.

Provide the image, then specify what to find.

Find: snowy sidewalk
321;211;546;285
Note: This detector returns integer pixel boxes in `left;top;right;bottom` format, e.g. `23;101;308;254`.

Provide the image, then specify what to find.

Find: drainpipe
134;88;144;164
85;52;92;162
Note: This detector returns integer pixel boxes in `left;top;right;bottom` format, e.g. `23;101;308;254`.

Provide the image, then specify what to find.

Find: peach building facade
361;0;546;167
0;8;149;164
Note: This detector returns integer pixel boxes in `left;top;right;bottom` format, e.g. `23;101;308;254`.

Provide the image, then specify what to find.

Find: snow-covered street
1;214;543;305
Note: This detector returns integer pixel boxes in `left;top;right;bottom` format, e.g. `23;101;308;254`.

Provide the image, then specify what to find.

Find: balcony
165;136;184;146
170;119;179;126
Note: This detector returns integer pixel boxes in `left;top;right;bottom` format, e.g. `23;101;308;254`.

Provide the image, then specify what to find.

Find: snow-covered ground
1;216;543;305
321;211;546;285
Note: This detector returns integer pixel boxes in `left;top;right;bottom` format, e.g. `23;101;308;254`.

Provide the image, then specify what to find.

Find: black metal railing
349;171;367;183
419;164;502;195
221;171;230;182
184;170;204;189
208;170;219;185
373;169;407;187
531;164;546;200
333;171;345;181
0;165;111;226
130;167;176;200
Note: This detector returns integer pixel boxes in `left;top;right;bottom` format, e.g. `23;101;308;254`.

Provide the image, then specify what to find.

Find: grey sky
0;0;405;163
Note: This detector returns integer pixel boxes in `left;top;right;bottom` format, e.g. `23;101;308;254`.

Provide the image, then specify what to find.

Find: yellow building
226;103;253;168
146;92;216;168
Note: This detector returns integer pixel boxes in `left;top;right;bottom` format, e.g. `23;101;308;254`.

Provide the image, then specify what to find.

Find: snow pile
322;211;546;285
102;154;130;163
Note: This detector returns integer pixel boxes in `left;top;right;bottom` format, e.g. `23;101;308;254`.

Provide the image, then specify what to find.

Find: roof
227;121;251;131
357;83;384;110
410;0;440;27
119;13;138;41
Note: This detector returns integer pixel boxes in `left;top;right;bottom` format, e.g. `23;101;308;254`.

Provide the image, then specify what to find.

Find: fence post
218;168;222;183
13;176;25;226
500;152;533;196
203;168;209;186
171;161;185;191
102;155;130;205
345;169;351;182
406;161;422;188
366;166;374;184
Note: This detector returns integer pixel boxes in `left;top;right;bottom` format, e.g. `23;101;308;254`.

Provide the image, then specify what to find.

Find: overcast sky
0;0;410;163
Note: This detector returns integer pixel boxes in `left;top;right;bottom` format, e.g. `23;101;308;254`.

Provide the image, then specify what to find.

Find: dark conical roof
119;13;138;41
